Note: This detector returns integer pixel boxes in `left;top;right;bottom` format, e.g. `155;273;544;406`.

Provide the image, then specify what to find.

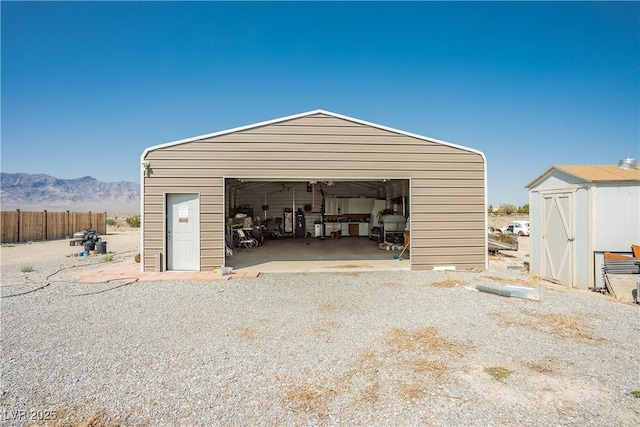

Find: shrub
106;218;116;226
20;265;34;273
125;215;140;228
499;204;517;215
485;366;512;381
102;254;114;262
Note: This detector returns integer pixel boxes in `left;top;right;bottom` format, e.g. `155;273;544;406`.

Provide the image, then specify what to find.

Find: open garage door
223;178;410;272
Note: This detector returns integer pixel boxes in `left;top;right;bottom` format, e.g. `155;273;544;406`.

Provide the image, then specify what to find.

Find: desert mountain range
0;173;140;215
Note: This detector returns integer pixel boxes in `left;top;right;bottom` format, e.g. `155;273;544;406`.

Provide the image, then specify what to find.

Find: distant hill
0;173;140;215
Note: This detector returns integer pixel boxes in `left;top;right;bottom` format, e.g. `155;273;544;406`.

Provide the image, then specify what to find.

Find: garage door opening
224;178;410;272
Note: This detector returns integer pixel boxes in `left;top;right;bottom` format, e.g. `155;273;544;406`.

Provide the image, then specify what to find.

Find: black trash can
96;241;107;254
84;241;96;251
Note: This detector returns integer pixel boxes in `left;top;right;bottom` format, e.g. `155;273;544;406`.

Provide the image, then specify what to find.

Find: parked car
500;220;530;237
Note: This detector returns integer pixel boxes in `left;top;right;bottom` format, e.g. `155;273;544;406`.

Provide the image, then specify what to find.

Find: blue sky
2;1;638;207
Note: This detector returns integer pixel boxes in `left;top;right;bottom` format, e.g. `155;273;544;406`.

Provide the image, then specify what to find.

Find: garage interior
224;178;411;272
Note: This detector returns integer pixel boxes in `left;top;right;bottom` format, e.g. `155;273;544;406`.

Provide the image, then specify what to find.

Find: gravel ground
1;237;639;426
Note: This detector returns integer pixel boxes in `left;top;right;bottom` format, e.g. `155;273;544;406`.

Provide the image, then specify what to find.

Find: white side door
541;192;573;285
167;193;200;271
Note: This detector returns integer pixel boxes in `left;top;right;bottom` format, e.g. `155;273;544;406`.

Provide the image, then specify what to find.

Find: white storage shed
526;162;640;289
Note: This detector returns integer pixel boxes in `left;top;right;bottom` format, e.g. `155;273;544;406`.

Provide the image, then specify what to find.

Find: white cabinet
325;197;375;214
325;197;337;215
326;197;351;214
347;197;375;214
337;198;349;215
324;223;335;237
341;223;349;235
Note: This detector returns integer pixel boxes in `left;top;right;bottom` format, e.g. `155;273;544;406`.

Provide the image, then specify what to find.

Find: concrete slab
79;261;247;283
227;236;410;273
234;260;409;273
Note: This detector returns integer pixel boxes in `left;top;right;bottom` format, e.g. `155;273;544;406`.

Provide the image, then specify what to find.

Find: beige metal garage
140;110;487;272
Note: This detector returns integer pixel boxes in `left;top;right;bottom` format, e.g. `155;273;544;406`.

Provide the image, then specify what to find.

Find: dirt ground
0;227;141;270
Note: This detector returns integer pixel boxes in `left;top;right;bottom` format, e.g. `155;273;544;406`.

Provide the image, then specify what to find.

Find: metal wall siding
166;139;470;154
146;162;483;174
412;187;483;196
143;212;164;223
410;212;484;222
410;251;484;260
238;126;427;137
144;195;164;206
142;177;224;271
410;183;485;272
200;211;224;222
411;205;484;214
411;195;485;205
159;140;464;153
143;113;485;271
158;142;476;156
148;146;480;160
412;237;485;247
142;177;224;189
412;180;484;189
148;170;484;181
148;152;483;164
409;227;484;237
411;256;485;268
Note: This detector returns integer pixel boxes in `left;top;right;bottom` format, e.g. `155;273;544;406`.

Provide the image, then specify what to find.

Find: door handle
167;230;172;240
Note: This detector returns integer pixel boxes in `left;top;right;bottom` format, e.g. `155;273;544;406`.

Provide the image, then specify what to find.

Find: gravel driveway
1;237;639;426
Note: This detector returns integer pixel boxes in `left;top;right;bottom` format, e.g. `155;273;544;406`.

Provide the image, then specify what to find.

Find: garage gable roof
141;109;485;160
527;164;640;188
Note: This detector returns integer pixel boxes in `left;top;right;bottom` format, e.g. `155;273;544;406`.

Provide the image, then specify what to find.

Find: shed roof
527;164;640;188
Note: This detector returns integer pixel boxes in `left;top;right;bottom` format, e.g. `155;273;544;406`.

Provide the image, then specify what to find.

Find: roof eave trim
526;165;640;188
527;166;596;188
525;167;556;189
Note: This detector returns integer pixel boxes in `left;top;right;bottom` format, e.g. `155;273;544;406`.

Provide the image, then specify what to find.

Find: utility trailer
488;233;518;255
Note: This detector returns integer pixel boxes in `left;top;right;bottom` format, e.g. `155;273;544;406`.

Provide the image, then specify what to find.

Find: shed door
541;192;573;285
167;193;200;271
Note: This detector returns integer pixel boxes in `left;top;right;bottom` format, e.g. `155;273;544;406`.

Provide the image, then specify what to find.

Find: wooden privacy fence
1;210;106;243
